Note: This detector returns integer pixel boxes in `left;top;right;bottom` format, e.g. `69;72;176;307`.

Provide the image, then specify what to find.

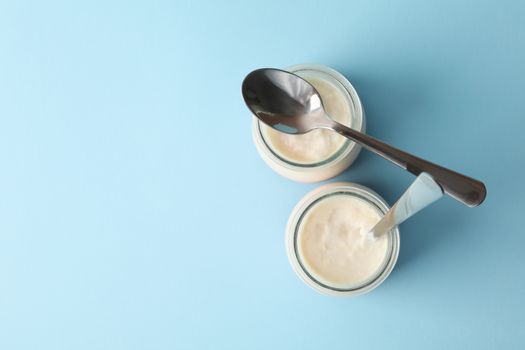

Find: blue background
1;0;524;349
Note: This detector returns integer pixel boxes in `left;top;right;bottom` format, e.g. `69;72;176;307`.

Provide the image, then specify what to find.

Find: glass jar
251;64;365;182
285;182;400;296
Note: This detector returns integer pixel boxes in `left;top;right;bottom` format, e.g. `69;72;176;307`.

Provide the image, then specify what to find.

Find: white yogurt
297;194;388;288
286;182;400;296
260;77;351;164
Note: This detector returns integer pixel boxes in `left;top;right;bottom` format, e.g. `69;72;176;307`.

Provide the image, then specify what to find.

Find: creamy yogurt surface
297;194;388;288
260;76;351;164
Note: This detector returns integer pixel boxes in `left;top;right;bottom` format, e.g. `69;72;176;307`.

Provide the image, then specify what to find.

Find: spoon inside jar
368;172;443;240
241;68;486;207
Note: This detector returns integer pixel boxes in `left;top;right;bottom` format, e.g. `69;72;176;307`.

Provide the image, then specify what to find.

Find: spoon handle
368;172;443;239
331;122;486;207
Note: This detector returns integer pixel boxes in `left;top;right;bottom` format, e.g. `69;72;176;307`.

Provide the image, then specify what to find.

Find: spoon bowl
242;68;330;134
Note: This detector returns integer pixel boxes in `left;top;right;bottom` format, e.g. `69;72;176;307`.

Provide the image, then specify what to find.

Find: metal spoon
241;68;486;207
368;172;443;239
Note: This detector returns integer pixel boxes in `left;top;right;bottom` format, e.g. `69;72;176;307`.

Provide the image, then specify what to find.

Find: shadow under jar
252;64;365;182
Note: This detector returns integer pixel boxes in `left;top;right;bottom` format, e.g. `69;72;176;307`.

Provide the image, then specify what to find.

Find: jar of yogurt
251;64;365;182
285;182;400;296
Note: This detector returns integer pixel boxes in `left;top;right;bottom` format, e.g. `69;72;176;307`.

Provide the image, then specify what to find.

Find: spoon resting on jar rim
241;68;486;207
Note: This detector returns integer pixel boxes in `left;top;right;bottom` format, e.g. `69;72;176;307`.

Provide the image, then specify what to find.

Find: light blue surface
1;0;524;349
